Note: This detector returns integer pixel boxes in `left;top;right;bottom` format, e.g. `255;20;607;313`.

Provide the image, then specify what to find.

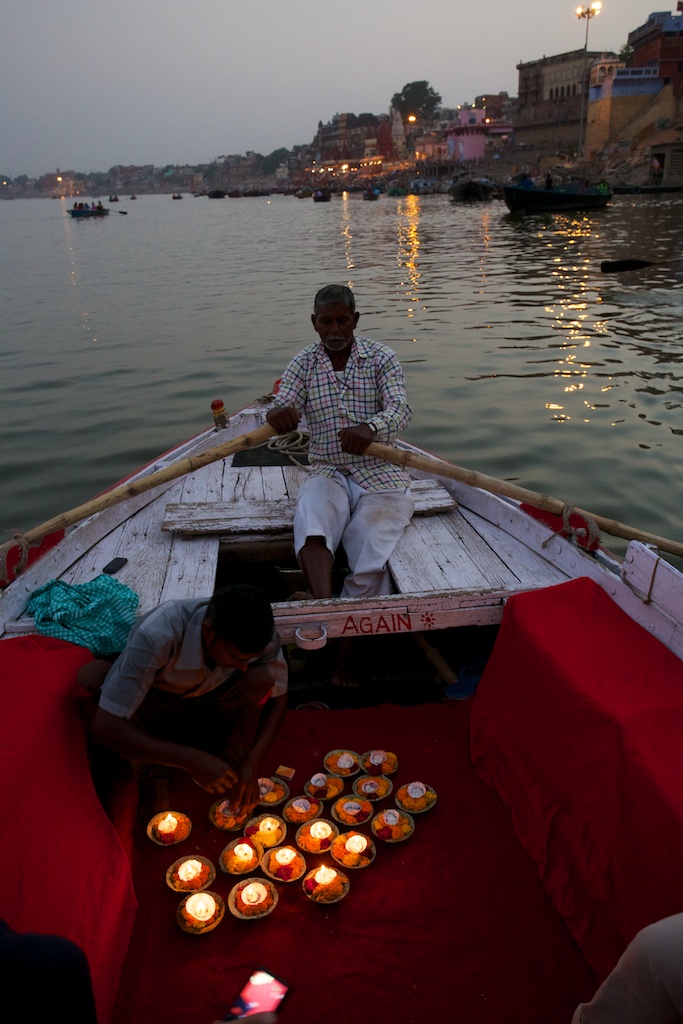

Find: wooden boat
448;174;496;202
503;181;612;214
68;207;110;218
4;395;683;1023
312;188;331;202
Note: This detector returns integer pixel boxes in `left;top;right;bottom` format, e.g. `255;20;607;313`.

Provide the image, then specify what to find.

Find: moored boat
502;181;612;214
448;174;497;202
3;395;683;1023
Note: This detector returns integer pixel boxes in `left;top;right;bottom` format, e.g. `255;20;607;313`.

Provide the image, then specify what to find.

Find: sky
0;0;669;178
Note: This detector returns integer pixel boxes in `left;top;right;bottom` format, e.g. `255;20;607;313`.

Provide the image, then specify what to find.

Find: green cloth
27;575;139;657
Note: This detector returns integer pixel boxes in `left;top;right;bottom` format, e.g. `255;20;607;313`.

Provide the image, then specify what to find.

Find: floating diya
177;890;225;934
219;837;264;875
229;877;278;920
244;814;286;848
361;749;398;775
395;781;438;814
166;855;215;892
371;807;415;843
303;864;350;904
304;772;344;801
331;831;376;869
295;819;339;853
258;776;290;807
331;797;373;826
209;798;250;832
283;796;322;824
323;749;361;777
147;810;192;846
353;774;393;801
262;845;307;883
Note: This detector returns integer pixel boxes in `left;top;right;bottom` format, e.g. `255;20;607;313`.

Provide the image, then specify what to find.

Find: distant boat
172;193;183;200
502;182;612;214
313;189;331;202
449;175;496;202
129;195;137;200
362;188;380;201
68;208;110;218
207;189;226;199
108;195;119;203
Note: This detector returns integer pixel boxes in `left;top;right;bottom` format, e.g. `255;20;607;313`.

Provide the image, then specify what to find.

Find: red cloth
471;577;683;981
0;637;137;1023
114;702;595;1024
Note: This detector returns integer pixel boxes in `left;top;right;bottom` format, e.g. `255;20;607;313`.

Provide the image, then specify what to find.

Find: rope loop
541;503;601;551
263;430;311;469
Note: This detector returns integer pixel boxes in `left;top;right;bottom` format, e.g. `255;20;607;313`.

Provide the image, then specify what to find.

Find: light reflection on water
1;193;682;560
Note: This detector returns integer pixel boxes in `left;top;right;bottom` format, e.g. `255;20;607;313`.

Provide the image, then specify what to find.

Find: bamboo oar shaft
366;441;683;560
0;423;278;559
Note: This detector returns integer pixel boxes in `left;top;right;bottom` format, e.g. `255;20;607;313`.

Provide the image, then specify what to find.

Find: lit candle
233;843;253;862
274;847;296;865
345;835;368;854
260;817;279;833
369;750;386;765
407;782;427;799
310;773;327;788
337;753;355;769
241;882;267;905
314;865;338;885
309;821;332;840
383;809;400;826
185;892;216;922
177;858;202;882
157;813;178;834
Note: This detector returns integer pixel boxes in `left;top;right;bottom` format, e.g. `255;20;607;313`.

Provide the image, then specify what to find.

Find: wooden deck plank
457;506;568;586
158;463;223;604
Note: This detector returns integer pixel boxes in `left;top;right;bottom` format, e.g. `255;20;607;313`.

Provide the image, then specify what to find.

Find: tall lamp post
575;1;602;160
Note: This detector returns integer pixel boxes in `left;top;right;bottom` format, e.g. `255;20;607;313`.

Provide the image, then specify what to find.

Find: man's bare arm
230;693;288;813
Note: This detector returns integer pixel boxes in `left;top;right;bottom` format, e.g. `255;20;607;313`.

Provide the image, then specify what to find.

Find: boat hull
502;184;611;214
68;209;110;218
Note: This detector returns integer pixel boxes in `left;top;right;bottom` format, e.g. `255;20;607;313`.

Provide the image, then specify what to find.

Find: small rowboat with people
3;395;683;1023
68;205;110;218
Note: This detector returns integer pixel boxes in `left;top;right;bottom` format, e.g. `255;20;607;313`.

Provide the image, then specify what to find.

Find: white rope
541;503;601;551
263;430;311;469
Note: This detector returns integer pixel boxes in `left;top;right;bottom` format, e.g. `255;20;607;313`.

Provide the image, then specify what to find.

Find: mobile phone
102;557;128;574
224;967;289;1019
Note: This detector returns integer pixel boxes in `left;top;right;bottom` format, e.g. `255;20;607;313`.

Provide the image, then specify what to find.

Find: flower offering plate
257;776;290;807
360;749;398;776
303;866;350;904
304;773;345;801
177;891;224;934
331;796;373;826
323;749;361;777
166;855;215;893
244;813;286;848
371;808;415;843
330;831;376;869
209;799;250;832
295;819;339;853
219;837;264;875
353;775;393;801
228;877;278;920
395;781;438;814
146;810;192;846
261;845;307;883
282;796;323;824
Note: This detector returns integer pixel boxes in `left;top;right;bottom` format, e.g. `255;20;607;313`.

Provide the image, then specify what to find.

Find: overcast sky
0;0;666;178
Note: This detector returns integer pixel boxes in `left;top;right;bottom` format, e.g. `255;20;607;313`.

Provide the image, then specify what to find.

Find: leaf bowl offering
147;810;192;846
371;807;415;843
209;799;250;832
323;749;361;777
331;796;373;826
330;831;376;869
261;845;307;883
360;749;398;776
257;776;290;807
166;855;215;893
228;878;278;920
177;891;224;934
395;781;438;814
295;819;339;854
219;837;264;875
303;865;350;904
304;772;345;801
282;796;323;824
243;813;287;848
353;774;393;802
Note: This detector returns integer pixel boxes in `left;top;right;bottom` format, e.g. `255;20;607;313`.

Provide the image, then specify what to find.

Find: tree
261;147;290;176
619;44;633;66
391;81;442;121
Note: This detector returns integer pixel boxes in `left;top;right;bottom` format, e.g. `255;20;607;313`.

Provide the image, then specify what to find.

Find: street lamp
575;1;602;160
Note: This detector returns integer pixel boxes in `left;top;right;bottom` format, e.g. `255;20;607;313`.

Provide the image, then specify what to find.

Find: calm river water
2;192;683;559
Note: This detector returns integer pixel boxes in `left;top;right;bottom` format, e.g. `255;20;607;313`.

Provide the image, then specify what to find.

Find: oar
365;440;683;559
0;423;278;565
601;257;669;273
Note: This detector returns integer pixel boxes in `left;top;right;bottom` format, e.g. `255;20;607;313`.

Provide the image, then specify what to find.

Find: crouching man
87;585;287;814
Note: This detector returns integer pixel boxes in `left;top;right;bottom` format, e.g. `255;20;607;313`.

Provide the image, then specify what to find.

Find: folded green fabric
27;575;139;656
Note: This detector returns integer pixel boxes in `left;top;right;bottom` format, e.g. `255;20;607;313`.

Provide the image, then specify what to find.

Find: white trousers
293;472;414;599
572;914;683;1024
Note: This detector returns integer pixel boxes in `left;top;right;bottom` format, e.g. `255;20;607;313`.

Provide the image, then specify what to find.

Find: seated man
86;585;287;814
266;284;414;683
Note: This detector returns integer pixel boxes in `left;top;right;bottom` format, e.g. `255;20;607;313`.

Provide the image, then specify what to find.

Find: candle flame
234;843;253;861
157;813;178;834
185;892;215;922
309;821;332;839
274;847;296;865
177;858;202;881
345;835;368;854
242;882;267;905
314;865;337;885
260;817;278;832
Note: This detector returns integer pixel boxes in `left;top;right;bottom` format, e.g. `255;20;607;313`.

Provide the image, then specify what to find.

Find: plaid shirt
271;335;412;491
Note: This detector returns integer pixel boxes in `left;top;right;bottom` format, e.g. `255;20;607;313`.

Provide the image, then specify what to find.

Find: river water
2;192;683;559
